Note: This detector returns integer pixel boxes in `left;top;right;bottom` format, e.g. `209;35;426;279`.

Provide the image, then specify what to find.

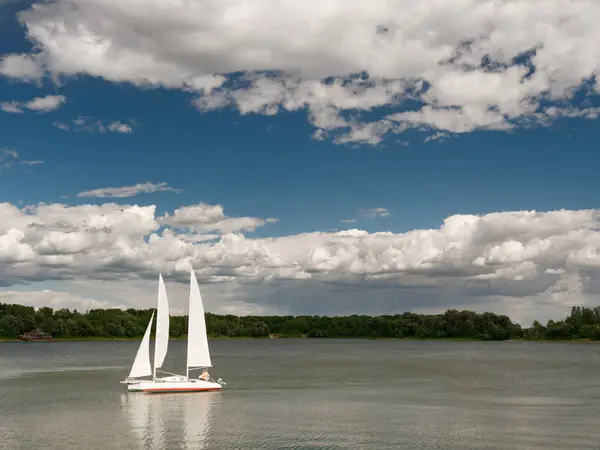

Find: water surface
1;339;599;449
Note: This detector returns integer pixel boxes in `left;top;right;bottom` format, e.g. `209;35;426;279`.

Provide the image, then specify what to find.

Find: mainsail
186;269;212;373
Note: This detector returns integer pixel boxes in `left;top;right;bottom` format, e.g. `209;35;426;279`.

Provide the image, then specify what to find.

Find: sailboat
121;270;225;393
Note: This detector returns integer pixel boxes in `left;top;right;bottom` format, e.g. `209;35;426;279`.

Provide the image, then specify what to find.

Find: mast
186;272;189;380
153;273;170;380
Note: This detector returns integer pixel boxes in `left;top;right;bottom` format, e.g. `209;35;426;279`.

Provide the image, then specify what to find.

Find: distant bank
2;336;600;344
2;302;600;342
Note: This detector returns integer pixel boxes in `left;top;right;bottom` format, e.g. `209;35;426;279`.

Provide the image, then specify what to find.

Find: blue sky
2;73;599;236
1;0;600;324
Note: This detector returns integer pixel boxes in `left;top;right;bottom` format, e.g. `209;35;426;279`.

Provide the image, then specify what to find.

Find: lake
0;339;599;449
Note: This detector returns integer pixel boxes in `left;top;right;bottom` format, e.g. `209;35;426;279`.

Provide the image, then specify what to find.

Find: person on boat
200;369;210;381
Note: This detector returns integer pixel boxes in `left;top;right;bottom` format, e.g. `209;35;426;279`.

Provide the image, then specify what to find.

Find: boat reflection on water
120;392;217;449
180;393;218;449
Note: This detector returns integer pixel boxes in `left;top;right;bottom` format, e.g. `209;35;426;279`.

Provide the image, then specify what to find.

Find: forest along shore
1;337;600;343
1;303;600;342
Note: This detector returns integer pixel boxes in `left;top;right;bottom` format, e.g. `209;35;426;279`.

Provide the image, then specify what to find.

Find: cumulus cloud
0;102;23;114
76;182;182;198
53;117;134;133
0;200;599;324
24;95;66;113
0;149;43;169
2;0;600;143
1;94;66;114
159;203;278;234
0;54;43;81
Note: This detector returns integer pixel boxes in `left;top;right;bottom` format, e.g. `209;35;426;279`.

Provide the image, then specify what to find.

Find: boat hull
18;338;52;342
18;336;52;341
127;379;222;393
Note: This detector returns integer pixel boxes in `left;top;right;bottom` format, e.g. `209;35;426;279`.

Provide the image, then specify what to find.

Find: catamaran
121;270;225;393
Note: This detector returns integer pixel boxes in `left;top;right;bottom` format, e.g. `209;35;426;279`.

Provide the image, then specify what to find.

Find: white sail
154;273;170;372
128;311;154;379
186;269;212;369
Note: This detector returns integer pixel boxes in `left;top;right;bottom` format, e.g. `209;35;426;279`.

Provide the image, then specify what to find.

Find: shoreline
1;337;598;343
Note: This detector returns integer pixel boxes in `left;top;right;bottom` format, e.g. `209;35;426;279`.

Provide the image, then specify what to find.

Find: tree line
1;302;600;341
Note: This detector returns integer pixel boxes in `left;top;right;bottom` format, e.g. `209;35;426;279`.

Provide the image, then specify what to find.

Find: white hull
126;377;222;393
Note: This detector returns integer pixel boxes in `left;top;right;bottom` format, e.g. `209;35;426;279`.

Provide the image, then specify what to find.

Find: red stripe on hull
143;387;221;394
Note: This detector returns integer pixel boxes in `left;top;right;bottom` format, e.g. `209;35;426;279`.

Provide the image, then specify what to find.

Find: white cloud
0;149;44;169
3;0;600;143
24;94;66;113
1;94;66;114
159;203;278;234
0;228;34;262
359;207;391;219
388;105;512;134
0;102;23;114
341;207;391;224
76;182;182;198
53;117;134;133
106;121;132;133
52;122;70;131
0;54;43;81
0;149;19;168
0;201;599;324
